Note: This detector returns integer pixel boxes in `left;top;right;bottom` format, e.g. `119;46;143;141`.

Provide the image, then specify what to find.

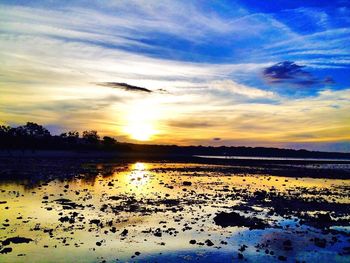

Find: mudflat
0;157;349;262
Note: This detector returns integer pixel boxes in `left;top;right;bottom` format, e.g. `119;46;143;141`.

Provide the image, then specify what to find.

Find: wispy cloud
167;120;215;129
0;0;349;151
210;80;276;99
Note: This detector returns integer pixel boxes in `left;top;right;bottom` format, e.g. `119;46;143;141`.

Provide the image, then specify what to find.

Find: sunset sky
1;0;349;151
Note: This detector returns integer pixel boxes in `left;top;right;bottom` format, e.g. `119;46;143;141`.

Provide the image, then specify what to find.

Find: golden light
125;122;156;141
134;162;146;170
127;162;151;187
123;100;160;141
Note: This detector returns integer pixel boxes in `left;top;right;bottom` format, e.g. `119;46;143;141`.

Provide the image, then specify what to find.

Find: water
194;155;350;162
0;161;349;262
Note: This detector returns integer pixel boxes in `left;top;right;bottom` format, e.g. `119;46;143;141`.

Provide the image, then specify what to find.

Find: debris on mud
213;211;270;229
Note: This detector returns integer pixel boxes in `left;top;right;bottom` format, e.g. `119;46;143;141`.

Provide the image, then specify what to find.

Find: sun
125;122;156;141
123;100;159;141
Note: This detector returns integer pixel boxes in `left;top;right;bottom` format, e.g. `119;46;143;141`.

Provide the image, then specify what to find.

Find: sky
0;0;350;152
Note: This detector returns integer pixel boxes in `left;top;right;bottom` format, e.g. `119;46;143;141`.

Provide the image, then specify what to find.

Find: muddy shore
0;156;349;262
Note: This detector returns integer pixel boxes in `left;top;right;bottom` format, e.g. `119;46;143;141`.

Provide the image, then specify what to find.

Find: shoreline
1;149;350;161
1;150;350;180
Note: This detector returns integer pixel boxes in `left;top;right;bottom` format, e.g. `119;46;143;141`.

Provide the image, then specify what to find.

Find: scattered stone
314;238;327;248
213;211;269;229
1;237;33;246
205;239;214;246
120;229;128;236
0;247;12;254
278;255;287;261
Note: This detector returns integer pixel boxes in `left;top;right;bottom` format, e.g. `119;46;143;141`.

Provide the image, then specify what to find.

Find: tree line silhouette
0;122;123;151
1;122;349;159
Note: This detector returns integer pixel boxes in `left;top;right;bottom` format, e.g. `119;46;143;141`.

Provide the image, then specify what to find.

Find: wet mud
0;158;349;262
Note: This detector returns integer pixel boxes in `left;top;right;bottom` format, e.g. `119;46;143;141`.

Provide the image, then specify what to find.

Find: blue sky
0;0;349;151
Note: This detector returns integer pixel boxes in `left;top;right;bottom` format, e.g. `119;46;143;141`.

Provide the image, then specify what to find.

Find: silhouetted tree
1;121;350;160
68;131;79;138
82;130;100;144
60;130;80;146
102;136;117;148
15;122;51;138
0;125;12;149
0;125;11;134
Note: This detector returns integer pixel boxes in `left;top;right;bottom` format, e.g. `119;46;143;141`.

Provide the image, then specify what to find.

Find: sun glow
125;122;156;141
127;162;151;187
123;100;160;141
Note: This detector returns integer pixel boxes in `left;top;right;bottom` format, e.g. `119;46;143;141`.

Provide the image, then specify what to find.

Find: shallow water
0;162;349;262
195;155;350;162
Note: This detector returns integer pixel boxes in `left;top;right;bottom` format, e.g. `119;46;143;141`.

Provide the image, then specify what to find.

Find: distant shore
1;150;350;180
1;149;350;162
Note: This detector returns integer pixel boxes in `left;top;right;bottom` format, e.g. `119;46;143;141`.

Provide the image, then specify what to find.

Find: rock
58;216;70;223
283;240;292;247
314;238;327;248
205;239;214;246
154;232;162;237
239;245;247;252
153;228;162;237
120;229;128;236
109;196;120;201
283;240;293;250
213;211;269;229
1;237;33;246
90;219;101;226
0;247;12;254
278;256;287;261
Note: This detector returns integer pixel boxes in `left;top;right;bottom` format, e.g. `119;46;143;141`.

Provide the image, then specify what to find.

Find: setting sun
125;122;156;141
123;100;160;141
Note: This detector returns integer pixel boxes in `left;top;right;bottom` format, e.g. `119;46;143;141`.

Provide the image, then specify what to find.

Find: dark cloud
263;61;335;87
213;137;221;141
289;133;316;139
324;76;335;84
97;82;152;93
263;61;308;81
157;88;170;94
168;120;214;129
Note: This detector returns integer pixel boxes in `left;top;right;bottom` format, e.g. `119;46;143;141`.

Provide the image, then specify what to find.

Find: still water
195;155;350;162
0;162;349;262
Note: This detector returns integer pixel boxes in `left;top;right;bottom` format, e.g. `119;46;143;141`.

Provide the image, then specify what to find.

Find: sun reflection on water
126;162;152;189
0;162;349;262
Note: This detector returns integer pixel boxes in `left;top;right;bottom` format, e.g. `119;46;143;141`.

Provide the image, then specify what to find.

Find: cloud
263;61;308;80
210;80;276;99
323;76;335;84
97;82;152;93
167;120;214;129
0;1;349;151
263;61;335;86
261;28;350;69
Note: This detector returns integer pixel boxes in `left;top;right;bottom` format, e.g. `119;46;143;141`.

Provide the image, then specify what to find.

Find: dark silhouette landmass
1;122;350;159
